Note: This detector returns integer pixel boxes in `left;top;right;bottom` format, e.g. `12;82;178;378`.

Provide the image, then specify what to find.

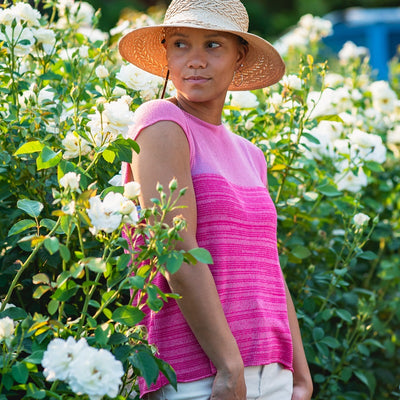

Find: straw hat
119;0;285;91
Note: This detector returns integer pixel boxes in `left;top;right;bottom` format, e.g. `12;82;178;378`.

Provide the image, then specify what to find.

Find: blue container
323;7;400;80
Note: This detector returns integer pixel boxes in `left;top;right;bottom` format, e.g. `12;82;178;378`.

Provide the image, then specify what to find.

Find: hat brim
119;24;285;91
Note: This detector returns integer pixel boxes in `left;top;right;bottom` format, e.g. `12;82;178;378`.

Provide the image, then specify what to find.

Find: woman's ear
236;41;248;68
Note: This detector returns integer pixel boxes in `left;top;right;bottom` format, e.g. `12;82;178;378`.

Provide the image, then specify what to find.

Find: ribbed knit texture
123;100;293;396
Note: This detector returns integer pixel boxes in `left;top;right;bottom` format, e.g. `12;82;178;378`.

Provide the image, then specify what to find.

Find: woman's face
165;27;246;104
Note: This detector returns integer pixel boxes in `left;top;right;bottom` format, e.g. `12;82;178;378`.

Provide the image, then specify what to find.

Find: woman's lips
185;76;210;84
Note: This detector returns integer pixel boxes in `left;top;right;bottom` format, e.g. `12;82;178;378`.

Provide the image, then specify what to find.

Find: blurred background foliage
86;0;400;39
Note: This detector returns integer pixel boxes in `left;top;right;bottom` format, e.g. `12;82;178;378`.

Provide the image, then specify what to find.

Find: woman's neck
173;95;225;126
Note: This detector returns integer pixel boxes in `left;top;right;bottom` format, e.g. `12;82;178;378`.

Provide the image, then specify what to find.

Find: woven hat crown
164;0;249;33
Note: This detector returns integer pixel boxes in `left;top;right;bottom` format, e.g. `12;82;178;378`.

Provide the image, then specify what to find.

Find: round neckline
164;99;223;128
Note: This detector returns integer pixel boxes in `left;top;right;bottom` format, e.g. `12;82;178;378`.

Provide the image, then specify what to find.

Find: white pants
145;363;293;400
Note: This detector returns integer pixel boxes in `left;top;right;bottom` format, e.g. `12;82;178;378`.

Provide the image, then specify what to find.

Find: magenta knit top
123;99;293;396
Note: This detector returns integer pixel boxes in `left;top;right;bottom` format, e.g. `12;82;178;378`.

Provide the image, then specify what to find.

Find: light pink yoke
123;100;293;396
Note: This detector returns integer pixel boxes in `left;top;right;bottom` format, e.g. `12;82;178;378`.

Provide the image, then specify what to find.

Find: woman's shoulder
134;99;185;124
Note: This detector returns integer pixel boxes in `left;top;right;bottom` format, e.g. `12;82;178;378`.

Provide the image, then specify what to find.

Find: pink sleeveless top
123;100;293;396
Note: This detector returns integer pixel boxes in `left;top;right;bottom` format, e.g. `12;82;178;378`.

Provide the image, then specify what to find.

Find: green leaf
95;324;111;346
312;327;324;341
365;161;384;173
14;141;44;156
82;257;106;273
36;147;62;170
301;131;320;145
11;362;29;384
317;184;342;197
0;306;27;320
156;358;177;390
47;300;59;315
109;138;140;163
32;285;51;299
129;350;159;388
146;285;163;312
8;219;36;236
17;199;43;218
32;273;50;285
112;306;145;326
165;251;184;274
59;244;71;262
358;251;377;260
320;336;340;349
109;333;128;345
188;248;213;264
23;350;44;364
336;309;352;323
116;253;131;271
291;245;311;259
102;149;116;163
44;237;60;255
354;370;376;394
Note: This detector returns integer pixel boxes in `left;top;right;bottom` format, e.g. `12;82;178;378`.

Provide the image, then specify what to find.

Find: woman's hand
211;366;246;400
292;378;313;400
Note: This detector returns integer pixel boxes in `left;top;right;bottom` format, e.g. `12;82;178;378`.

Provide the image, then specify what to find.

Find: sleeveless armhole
122;100;195;184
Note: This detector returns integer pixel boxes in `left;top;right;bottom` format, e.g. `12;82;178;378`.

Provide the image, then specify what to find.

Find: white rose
102;99;135;136
68;346;124;400
11;2;41;26
116;64;154;91
109;20;131;37
87;193;124;234
281;74;303;90
349;129;387;164
42;337;89;382
332;87;352;112
324;73;345;88
69;1;95;26
120;200;135;215
334;168;368;193
338;41;369;62
0;8;14;25
306;89;336;119
369;81;397;113
34;28;56;54
387;126;400;145
79;44;89;58
77;27;109;43
123;181;141;199
62;132;91;159
112;86;127;97
59;172;81;191
353;213;370;227
95;65;109;79
0;317;14;340
227;91;259;109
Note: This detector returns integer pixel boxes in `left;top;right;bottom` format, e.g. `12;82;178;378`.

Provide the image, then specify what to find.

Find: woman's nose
186;48;207;69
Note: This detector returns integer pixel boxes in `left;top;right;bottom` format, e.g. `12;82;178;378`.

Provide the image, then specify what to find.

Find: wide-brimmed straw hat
119;0;285;91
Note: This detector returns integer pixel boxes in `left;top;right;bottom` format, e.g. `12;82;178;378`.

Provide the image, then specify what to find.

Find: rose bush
0;1;399;399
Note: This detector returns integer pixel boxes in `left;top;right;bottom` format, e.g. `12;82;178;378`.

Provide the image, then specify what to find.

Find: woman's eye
174;41;186;48
207;42;220;49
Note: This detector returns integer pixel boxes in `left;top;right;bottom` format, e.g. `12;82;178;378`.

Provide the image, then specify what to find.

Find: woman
119;0;313;399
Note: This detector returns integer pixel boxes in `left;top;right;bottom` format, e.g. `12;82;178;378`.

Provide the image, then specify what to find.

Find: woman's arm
284;281;313;400
131;120;246;400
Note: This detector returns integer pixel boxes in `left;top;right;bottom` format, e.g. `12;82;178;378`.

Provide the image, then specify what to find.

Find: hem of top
139;359;293;397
